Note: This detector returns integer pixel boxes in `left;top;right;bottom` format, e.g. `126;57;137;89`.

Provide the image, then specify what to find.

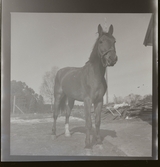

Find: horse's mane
84;36;100;65
87;32;110;64
88;38;99;63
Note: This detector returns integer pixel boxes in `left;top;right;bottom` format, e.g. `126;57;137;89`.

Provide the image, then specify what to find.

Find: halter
99;46;115;67
98;33;116;67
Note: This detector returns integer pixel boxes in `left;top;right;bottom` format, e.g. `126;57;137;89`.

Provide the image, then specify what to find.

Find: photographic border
1;0;158;161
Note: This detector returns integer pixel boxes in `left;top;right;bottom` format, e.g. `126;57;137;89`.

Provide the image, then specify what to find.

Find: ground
10;109;152;158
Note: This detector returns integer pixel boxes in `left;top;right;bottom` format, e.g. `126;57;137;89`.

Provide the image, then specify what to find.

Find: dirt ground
10;111;152;158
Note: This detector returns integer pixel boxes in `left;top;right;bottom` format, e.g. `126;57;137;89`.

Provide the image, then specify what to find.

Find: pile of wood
128;101;152;112
100;98;152;121
125;101;152;119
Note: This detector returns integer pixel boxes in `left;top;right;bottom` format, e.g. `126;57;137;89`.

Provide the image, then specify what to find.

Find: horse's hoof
65;132;71;137
51;135;56;140
85;149;92;156
96;144;103;150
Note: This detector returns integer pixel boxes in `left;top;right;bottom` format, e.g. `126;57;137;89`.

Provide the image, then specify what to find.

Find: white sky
11;13;152;103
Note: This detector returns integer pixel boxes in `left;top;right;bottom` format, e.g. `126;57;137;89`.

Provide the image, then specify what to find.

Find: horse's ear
98;24;103;36
108;24;113;35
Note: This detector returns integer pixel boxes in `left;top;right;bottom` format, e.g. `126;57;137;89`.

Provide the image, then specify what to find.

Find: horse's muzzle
103;52;118;67
108;55;118;66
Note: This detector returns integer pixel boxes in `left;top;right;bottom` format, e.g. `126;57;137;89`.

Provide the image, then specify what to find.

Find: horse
52;24;118;154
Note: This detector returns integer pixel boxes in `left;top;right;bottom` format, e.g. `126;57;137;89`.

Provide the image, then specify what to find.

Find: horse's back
56;67;81;83
54;67;84;101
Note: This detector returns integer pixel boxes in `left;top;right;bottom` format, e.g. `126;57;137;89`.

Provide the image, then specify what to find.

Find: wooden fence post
13;95;16;114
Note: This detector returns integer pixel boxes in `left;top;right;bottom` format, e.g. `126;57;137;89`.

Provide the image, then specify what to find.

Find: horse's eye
99;40;103;44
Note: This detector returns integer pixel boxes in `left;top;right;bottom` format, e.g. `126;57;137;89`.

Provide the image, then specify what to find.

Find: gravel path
10;115;152;158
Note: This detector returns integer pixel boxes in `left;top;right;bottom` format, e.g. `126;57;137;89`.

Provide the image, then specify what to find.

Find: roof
143;14;153;46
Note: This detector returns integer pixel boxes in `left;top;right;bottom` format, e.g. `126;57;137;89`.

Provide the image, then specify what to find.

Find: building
143;14;153;46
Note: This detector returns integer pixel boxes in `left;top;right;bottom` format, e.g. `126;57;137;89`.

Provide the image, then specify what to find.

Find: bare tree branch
40;66;59;108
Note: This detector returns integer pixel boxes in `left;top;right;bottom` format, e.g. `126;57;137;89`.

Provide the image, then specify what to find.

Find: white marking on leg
65;123;70;137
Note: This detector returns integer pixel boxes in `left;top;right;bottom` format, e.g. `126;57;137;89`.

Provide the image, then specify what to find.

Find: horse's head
97;24;118;67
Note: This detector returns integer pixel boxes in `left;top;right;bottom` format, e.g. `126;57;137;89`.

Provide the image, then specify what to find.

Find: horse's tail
59;95;67;113
54;69;67;113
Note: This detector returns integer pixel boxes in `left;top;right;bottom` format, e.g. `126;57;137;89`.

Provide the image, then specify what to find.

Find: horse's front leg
65;99;74;137
94;100;103;147
84;97;92;150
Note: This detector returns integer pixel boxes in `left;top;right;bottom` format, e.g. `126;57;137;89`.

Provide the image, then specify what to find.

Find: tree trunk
13;96;16;114
50;97;53;112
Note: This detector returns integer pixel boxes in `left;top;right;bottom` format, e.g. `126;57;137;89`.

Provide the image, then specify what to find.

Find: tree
40;66;59;112
11;80;27;113
34;94;44;113
11;80;44;113
23;86;35;112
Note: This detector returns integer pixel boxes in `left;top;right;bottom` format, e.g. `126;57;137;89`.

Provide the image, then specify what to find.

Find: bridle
99;46;116;67
98;33;116;67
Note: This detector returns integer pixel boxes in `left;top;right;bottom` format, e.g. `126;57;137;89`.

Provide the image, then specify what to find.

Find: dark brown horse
52;24;118;153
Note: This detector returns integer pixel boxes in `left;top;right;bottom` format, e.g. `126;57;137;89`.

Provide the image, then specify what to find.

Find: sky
11;13;152;103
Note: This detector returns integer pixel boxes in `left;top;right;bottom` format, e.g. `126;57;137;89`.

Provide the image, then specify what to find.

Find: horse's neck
87;43;106;80
86;53;105;82
91;58;106;79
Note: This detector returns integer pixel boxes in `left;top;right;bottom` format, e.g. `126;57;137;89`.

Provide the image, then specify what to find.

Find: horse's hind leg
84;97;92;149
65;98;74;137
52;93;64;139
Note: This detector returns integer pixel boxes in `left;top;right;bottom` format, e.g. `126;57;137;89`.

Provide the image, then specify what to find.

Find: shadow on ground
138;114;152;125
56;126;117;147
53;126;117;146
73;126;117;147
